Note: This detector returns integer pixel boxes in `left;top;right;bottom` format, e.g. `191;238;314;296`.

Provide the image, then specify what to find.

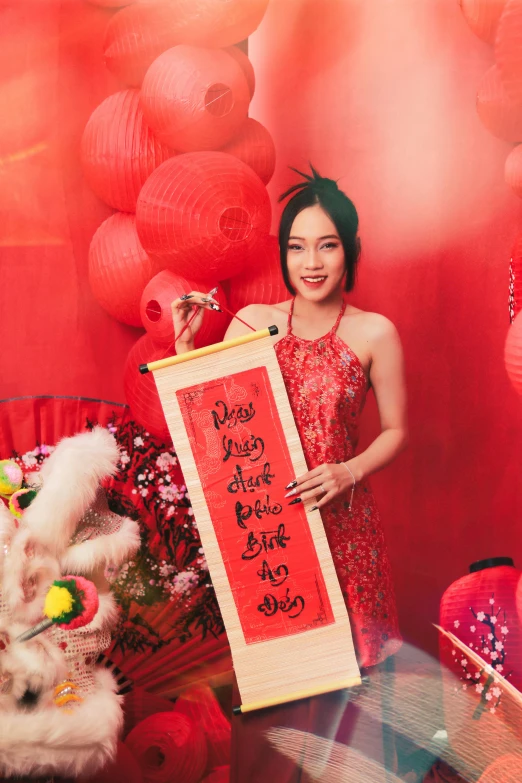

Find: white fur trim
23;428;119;557
0;668;122;778
1;528;61;624
60;517;140;573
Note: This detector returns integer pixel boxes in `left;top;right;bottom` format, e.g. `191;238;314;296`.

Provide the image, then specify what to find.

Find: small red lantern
140;46;250;152
89;213;159;327
505;144;522;199
496;0;522;102
123;335;173;442
140;271;229;347
104;0;269;88
221;119;276;185
81;90;173;213
225;235;288;312
476;66;522;143
478;754;522;783
224;46;255;99
440;558;522;772
459;0;506;44
125;712;207;783
136;152;272;280
505;310;522;397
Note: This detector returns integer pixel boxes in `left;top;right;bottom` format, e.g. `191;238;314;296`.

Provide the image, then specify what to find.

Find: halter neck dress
274;298;401;667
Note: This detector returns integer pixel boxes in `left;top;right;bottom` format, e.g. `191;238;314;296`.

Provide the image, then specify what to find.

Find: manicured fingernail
309;506;318;512
285;480;297;490
285;489;296;498
209;303;222;311
208;287;218;296
288;497;302;506
201;297;210;302
180;294;193;301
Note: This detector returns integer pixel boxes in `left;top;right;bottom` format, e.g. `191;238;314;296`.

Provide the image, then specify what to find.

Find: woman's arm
347;316;408;482
289;315;408;509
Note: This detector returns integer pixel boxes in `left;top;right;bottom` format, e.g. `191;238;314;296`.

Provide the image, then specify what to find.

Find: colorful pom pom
44;585;75;622
0;460;23;496
8;488;37;518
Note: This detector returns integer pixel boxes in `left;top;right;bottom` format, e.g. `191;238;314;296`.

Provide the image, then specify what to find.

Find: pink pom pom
58;576;100;630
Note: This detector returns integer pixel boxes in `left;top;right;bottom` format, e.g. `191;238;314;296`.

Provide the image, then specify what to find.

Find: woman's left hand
285;461;359;510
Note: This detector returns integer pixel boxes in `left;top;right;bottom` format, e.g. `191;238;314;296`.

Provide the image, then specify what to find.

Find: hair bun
279;164;340;203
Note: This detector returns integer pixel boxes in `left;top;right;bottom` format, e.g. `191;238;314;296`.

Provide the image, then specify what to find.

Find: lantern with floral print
439;558;522;775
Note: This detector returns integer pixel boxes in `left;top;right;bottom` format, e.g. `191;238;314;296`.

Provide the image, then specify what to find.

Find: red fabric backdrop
1;0;522;667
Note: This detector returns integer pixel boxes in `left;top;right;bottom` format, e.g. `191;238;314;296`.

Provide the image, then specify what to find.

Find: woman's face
286;204;346;301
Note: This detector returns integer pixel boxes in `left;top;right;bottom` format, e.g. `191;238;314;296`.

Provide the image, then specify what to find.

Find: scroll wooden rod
232;675;362;715
139;325;279;374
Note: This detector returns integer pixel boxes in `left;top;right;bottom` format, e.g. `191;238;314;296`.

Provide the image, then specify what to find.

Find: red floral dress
275;298;402;667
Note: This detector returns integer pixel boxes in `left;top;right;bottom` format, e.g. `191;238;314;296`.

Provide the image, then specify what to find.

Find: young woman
172;167;408;779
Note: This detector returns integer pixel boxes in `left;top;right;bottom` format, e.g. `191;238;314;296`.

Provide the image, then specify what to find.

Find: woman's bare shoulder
235;301;292;329
344;306;400;341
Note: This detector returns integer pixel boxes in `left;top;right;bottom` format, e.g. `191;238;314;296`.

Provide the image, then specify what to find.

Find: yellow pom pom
44;585;74;621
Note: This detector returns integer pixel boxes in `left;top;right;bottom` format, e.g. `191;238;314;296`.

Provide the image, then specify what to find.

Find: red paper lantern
104;0;269;88
505;310;522;396
478;754;522;782
505;144;522;198
81;89;173;213
459;0;506;43
476;66;522;143
140;271;229;347
124;335;173;441
136;152;272;280
89;213;159;327
140;46;250;152
440;559;522;772
80;741;143;783
220;119;276;185
122;687;176;739
172;685;231;771
510;233;522;322
125;712;207;783
496;0;522;102
224;46;255;99
225;235;288;312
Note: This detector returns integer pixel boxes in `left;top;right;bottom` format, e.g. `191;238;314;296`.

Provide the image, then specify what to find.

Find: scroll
141;327;361;712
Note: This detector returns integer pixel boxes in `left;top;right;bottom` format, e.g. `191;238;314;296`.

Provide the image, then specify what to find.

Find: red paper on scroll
177;367;335;644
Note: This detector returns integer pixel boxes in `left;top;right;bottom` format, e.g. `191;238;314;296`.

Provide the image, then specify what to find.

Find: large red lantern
221;118;276;185
140;271;229;348
104;0;269;88
81;90;173;213
496;0;522;102
124;335;173;441
125;712;207;783
225;235;288;312
505;310;522;397
440;558;522;773
140;46;250;152
505;144;522;199
476;66;522;143
89;213;159;327
136;152;272;280
172;685;231;772
459;0;506;44
225;46;255;99
88;0;134;7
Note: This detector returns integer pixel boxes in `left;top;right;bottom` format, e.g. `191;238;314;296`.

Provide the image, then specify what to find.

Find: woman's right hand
171;290;221;353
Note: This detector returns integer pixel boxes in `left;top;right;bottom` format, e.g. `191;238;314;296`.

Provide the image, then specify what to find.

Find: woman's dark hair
278;165;361;294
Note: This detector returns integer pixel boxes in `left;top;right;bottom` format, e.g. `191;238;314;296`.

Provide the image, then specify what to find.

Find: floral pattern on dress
275;299;402;668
